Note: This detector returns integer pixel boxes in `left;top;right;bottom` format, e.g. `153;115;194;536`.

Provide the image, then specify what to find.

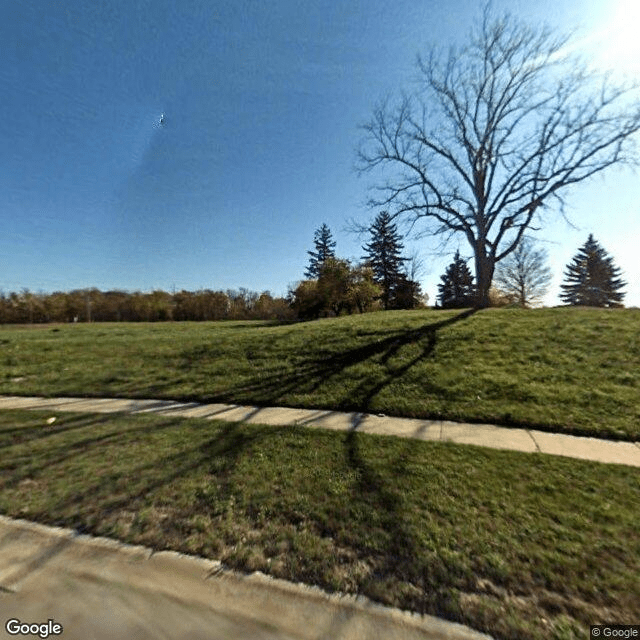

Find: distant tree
393;274;425;310
438;251;476;308
316;257;353;316
20;289;37;324
288;280;323;320
317;259;381;316
560;235;626;307
65;290;86;322
0;287;293;324
0;293;8;324
226;288;259;319
305;224;336;279
362;211;408;309
195;290;225;321
345;263;382;314
493;237;552;307
101;291;128;322
401;252;429;308
290;258;381;319
39;291;64;323
147;290;174;321
487;286;512;308
253;291;295;321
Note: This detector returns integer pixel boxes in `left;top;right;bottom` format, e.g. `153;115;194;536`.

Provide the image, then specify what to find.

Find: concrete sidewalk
0;396;636;639
0;395;638;467
0;516;491;640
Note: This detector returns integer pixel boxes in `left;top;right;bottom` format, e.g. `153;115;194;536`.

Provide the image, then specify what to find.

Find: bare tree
405;250;426;283
493;236;552;307
357;6;640;307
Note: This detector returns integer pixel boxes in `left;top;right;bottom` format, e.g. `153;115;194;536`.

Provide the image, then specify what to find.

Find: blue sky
1;0;639;306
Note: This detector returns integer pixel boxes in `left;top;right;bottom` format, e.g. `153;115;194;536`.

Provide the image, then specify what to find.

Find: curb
0;515;493;640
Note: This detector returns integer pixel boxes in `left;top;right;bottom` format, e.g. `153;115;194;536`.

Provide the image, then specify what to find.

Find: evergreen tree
362;211;408;309
560;234;626;307
438;251;476;308
393;274;424;309
305;224;336;278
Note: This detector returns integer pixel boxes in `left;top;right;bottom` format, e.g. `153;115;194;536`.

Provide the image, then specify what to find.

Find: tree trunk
474;247;495;308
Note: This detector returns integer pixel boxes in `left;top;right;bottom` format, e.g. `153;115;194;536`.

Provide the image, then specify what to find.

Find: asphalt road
0;517;492;640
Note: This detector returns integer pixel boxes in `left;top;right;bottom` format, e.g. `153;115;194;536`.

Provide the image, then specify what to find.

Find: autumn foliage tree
290;258;381;319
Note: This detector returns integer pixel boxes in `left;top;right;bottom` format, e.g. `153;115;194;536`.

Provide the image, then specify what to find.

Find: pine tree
362;211;408;309
305;224;336;279
438;251;476;308
560;234;626;307
393;274;424;309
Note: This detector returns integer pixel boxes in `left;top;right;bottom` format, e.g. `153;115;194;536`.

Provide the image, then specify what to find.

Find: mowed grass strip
0;410;637;640
0;307;639;439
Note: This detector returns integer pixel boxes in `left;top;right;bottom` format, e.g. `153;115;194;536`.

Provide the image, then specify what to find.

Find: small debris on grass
46;417;56;425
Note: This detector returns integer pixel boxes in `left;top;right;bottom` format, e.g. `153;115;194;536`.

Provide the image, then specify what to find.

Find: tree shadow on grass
1;418;291;538
185;308;478;414
0;410;481;636
343;429;468;623
0;412;122;450
0;415;202;493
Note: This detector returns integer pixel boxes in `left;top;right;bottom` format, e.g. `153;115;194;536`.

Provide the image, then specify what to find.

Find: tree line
0;288;294;324
1;229;628;325
0;214;425;325
4;6;638;323
292;4;637;316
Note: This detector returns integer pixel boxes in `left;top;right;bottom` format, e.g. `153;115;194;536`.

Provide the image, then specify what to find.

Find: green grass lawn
0;409;637;640
0;307;638;439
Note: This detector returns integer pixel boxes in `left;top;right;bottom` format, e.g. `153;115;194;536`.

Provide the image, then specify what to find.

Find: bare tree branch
357;6;640;306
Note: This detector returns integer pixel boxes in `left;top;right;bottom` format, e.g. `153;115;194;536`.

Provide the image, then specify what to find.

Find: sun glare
593;0;640;76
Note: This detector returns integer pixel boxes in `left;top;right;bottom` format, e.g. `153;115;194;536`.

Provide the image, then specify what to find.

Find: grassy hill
1;307;638;640
0;307;638;439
